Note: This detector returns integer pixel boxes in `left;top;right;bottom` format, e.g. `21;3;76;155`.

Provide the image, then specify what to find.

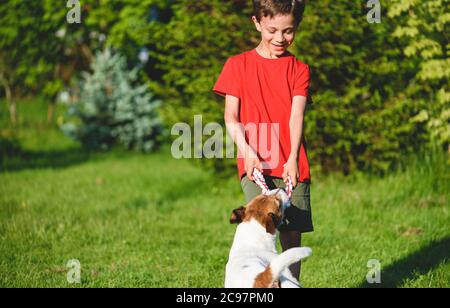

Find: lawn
0;101;449;288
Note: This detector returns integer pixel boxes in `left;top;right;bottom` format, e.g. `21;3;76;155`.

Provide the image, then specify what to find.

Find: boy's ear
252;16;262;32
230;206;246;224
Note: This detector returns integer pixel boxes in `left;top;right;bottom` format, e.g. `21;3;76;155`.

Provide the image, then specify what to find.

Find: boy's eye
267;28;293;35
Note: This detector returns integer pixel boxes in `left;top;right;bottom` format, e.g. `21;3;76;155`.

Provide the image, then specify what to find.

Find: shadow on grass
359;237;450;288
0;146;91;172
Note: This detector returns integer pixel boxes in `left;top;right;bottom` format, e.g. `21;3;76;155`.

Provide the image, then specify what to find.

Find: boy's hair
253;0;306;27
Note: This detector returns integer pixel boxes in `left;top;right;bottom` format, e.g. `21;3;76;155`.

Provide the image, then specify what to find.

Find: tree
61;49;163;152
389;0;450;152
0;0;131;125
0;1;59;125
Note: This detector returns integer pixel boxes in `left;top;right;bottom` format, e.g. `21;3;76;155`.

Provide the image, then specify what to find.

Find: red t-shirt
213;49;311;182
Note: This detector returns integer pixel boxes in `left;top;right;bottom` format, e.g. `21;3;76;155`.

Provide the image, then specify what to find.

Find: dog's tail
253;247;312;288
269;247;312;280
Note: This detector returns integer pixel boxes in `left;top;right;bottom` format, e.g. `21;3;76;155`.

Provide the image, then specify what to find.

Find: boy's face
252;14;297;56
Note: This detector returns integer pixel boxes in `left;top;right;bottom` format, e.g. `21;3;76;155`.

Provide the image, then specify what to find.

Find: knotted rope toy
252;168;293;199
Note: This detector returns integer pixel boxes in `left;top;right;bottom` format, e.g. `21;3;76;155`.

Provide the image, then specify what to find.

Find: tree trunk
47;100;55;125
9;100;17;126
0;74;16;126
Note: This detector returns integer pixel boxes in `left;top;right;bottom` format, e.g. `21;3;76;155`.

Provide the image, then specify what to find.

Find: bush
61;48;163;152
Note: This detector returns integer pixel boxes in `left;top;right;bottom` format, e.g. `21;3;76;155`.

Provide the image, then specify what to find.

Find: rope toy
252;168;293;198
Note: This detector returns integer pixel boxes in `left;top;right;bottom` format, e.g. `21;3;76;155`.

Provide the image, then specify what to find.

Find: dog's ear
265;213;280;234
230;206;246;224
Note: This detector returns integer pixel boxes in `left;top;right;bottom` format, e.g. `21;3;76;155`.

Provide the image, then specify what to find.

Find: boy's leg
275;178;313;281
280;231;302;280
240;174;278;202
240;175;264;203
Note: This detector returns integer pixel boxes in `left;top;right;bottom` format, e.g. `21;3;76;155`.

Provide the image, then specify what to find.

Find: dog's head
230;189;291;234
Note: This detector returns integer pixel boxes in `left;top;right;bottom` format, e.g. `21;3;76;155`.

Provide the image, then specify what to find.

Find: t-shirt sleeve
292;63;310;98
213;57;241;98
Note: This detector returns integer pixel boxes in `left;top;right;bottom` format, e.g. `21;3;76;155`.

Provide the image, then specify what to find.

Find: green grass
0;100;449;288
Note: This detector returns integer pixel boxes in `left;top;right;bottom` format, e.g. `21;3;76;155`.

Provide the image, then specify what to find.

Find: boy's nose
274;33;285;44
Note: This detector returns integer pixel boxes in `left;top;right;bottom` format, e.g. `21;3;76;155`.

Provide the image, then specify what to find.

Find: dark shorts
240;175;314;233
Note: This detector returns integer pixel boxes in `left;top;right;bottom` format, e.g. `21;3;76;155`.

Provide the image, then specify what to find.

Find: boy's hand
244;152;263;181
283;157;299;188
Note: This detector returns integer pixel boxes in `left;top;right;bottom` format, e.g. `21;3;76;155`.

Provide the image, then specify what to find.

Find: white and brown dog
225;189;312;288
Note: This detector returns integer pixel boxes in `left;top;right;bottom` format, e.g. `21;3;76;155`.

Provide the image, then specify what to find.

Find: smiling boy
213;0;312;282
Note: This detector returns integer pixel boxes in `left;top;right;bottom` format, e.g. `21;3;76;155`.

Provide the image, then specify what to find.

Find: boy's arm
224;94;262;181
283;95;308;187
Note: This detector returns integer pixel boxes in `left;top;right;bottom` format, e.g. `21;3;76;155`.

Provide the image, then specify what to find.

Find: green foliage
0;0;149;100
389;0;450;150
0;1;62;99
61;49;163;152
289;1;431;173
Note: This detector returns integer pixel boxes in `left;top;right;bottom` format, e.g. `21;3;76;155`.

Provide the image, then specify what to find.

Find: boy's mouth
271;43;286;50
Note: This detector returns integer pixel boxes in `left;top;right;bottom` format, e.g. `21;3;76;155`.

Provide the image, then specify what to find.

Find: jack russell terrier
225;189;312;288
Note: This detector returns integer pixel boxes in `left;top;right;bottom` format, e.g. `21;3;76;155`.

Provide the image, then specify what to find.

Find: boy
213;0;312;282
